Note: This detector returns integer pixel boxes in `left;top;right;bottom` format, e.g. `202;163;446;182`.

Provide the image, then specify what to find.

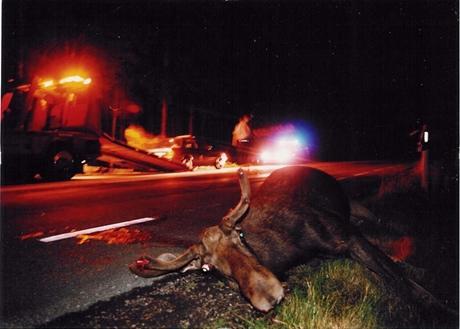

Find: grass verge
235;259;422;329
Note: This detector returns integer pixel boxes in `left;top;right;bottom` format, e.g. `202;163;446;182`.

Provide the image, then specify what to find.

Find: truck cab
1;76;101;182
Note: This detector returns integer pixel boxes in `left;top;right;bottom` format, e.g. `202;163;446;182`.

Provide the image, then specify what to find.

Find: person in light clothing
232;114;252;163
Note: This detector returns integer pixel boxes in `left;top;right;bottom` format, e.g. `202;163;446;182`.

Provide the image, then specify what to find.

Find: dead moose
130;166;451;314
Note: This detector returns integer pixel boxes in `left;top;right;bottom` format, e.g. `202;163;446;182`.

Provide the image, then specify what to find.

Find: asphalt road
0;161;411;328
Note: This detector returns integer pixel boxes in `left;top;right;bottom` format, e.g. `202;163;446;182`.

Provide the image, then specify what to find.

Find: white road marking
353;171;372;177
39;217;159;243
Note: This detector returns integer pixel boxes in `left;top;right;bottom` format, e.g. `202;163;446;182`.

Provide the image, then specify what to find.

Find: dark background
2;0;458;161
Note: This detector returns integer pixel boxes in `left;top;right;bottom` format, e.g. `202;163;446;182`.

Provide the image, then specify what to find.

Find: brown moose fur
130;166;453;314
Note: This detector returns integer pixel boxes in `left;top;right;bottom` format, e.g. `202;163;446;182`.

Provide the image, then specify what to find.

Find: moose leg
348;234;405;283
347;233;456;316
305;210;454;314
301;209;404;283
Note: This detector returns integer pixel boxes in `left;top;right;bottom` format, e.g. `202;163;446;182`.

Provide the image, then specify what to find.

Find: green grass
239;259;421;329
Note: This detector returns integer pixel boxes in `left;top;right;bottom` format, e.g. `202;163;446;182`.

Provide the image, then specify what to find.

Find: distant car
170;135;228;170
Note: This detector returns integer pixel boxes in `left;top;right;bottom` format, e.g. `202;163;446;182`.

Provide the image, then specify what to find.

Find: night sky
2;0;458;160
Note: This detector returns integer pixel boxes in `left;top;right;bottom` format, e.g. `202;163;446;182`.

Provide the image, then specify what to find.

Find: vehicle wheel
181;156;194;170
214;157;224;169
43;150;76;181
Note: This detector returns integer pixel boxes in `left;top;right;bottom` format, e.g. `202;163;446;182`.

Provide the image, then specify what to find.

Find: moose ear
157;253;179;262
129;245;203;278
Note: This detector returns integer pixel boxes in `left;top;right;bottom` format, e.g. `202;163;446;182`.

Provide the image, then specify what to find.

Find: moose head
129;168;284;312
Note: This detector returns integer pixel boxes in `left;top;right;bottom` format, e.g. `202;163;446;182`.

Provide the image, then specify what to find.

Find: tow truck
1;75;101;182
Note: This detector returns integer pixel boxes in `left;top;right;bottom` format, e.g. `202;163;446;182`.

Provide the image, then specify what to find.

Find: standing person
232;114;252;164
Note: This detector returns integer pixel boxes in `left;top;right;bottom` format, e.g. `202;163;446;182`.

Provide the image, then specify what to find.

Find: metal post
110;107;119;140
420;149;429;193
188;108;194;135
419;125;429;193
161;98;167;136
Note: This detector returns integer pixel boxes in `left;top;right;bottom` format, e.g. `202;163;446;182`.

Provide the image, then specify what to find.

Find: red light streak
388;236;414;262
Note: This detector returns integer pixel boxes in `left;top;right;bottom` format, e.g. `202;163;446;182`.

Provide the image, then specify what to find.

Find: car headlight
260;150;270;162
259;137;303;164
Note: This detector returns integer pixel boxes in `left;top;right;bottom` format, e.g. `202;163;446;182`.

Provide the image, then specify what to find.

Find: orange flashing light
38;75;92;90
59;75;92;85
40;80;55;88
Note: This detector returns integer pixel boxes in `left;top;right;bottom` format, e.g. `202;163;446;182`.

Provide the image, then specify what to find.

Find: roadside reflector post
415;124;429;194
420;149;429;194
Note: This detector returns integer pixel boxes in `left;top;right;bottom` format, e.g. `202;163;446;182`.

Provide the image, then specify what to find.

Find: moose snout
245;272;284;312
229;262;285;313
